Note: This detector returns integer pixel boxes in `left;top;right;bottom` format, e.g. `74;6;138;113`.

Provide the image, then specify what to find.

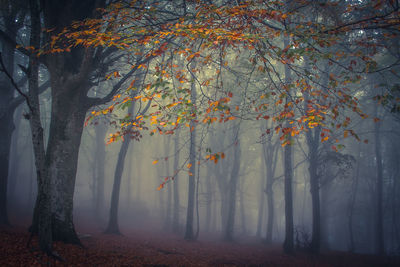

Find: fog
2;0;400;265
7;81;400;255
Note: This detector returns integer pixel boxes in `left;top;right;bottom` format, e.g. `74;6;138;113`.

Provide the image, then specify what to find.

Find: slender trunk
0;111;14;226
8;106;23;202
0;24;18;226
256;163;265;238
205;167;213;232
105;73;144;234
240;180;246;235
184;76;197;241
28;0;53;253
283;142;294;254
266;181;274;243
374;115;384;255
164;137;172;229
263;139;278;244
282;35;294;254
94;123;107;218
224;129;241;241
307;126;321;254
172;130;180;233
348;144;361;252
105;138;131;234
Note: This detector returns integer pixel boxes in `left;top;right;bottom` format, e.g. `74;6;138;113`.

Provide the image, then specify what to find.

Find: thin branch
0;51;33;112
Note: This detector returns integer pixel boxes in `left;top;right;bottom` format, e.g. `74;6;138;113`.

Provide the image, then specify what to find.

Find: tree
184;61;198;241
0;0;27;226
105;71;149;234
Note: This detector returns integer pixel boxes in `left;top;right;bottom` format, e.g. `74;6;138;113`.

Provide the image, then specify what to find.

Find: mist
1;0;400;266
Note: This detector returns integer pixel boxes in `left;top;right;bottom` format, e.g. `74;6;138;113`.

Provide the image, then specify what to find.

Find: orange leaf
152;160;159;165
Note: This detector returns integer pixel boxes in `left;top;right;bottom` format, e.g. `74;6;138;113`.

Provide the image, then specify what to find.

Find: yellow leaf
153;160;159;165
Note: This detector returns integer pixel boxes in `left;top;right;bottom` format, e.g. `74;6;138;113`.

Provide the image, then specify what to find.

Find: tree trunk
94;123;107;218
105;137;131;234
27;0;53;253
205;167;213;233
0;15;19;226
172;130;180;233
256;162;265;238
184;76;197;241
47;106;88;244
307;126;321;254
224;128;241;241
262;130;278;244
282;35;294;254
0;110;14;226
164;137;172;230
348;144;361;252
374;114;384;255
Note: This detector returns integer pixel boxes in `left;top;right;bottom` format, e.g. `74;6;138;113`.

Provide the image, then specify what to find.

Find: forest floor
0;224;399;267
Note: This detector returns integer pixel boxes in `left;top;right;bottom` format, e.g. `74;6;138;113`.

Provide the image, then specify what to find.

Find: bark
27;0;53;253
46;95;88;244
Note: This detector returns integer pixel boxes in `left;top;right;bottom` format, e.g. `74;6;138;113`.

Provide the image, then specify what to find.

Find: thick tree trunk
47;108;87;244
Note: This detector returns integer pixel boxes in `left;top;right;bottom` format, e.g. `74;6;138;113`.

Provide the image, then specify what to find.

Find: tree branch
0;51;33;112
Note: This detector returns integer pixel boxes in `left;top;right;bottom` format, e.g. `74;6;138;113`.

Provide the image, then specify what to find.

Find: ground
0;224;399;267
